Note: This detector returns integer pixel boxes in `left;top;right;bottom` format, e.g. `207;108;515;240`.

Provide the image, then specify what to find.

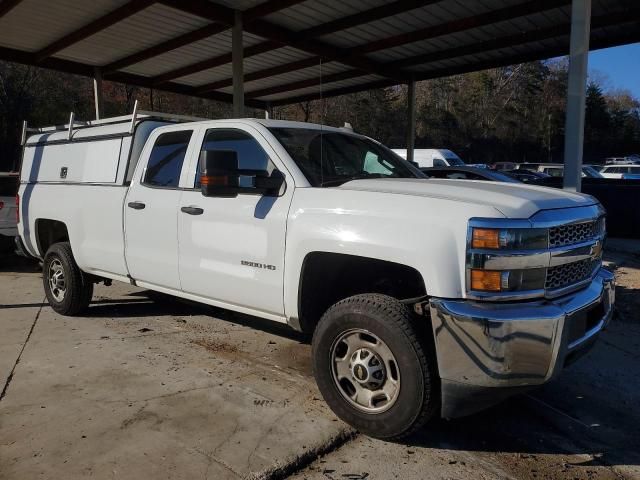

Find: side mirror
199;149;285;198
200;150;240;198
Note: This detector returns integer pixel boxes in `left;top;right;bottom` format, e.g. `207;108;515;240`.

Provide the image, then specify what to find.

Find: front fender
283;187;504;320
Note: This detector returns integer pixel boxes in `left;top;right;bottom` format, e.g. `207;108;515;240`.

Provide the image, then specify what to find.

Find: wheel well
35;219;69;256
297;252;427;334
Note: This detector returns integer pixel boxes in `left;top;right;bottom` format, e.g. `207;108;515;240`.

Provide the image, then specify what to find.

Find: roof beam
0;0;23;18
151;41;280;85
195;56;321;93
190;0;438;90
103;23;228;74
157;0;410;83
196;0;573;97
359;0;571;54
245;69;366;98
389;8;639;69
102;0;302;74
298;0;437;38
270;79;398;106
35;0;157;62
243;0;308;22
269;25;640;106
0;45;266;109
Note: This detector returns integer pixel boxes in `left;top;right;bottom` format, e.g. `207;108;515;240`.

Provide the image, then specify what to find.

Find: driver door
178;125;293;319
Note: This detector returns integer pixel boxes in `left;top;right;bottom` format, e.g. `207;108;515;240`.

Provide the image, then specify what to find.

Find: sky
588;42;640;98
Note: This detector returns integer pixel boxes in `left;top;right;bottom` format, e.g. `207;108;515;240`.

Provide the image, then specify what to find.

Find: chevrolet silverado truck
17;111;615;439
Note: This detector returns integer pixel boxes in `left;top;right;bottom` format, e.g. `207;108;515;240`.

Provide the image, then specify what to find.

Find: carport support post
232;10;244;118
407;80;416;164
563;0;591;192
93;67;104;120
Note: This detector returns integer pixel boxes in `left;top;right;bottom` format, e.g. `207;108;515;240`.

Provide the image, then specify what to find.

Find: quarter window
143;130;193;188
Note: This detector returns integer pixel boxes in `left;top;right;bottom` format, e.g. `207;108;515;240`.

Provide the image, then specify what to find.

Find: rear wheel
312;294;438;439
43;242;93;315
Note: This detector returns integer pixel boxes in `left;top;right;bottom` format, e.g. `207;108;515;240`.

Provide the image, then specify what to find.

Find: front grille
549;218;603;248
545;258;600;290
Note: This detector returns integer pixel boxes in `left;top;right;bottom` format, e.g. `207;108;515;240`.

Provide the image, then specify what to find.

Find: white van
392;148;464;168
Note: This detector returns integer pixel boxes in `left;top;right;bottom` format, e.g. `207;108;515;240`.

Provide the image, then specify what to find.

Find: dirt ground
0;248;639;480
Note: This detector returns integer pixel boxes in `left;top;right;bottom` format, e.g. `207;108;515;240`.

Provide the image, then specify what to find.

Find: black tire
42;242;93;315
312;294;438;440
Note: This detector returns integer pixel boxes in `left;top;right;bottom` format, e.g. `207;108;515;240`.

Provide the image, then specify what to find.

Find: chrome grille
549;218;604;248
545;258;601;290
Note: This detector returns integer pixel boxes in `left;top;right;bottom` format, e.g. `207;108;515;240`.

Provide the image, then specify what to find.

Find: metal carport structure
0;0;639;190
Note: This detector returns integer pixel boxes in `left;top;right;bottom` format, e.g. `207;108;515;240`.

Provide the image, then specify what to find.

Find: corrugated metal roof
0;0;637;107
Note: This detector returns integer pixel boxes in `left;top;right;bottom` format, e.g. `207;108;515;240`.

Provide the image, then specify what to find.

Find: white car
392;148;464;168
600;164;640;179
17;112;614;439
0;173;18;242
517;163;603;178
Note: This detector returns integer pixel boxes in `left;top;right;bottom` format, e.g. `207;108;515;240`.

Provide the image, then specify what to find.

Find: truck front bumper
429;267;615;418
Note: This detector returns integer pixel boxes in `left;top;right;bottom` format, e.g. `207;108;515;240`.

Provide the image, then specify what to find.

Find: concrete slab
2;251;640;480
0;267;44;389
0;277;349;480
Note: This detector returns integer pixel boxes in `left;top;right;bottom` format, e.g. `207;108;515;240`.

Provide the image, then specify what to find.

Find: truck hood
337;178;597;218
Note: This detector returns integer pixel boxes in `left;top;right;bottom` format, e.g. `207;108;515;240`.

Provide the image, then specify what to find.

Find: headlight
470;268;546;292
471;227;548;250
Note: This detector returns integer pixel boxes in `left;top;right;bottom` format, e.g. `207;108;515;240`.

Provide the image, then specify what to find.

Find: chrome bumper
429;268;615;418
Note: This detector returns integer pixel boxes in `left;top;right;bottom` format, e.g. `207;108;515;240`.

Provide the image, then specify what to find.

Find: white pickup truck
17;112;615;439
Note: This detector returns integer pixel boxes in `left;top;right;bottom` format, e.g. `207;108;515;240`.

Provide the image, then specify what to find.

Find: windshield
268;128;423;187
445;156;465;166
582;166;603;178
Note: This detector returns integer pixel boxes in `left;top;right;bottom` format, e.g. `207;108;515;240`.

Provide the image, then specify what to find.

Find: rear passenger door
124;126;196;290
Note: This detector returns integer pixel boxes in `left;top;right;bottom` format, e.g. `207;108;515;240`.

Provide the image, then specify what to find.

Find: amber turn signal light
470;269;502;292
472;228;500;249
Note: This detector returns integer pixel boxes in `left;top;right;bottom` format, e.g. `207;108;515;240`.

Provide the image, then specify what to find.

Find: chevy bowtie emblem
590;241;602;257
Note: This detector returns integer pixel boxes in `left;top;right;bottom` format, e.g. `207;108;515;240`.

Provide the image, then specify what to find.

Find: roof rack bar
22;110;209;136
129;99;139;134
21;120;27;146
68;112;75;140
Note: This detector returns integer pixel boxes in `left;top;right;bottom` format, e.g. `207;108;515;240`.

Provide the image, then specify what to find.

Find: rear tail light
0;201;4;210
16;194;19;224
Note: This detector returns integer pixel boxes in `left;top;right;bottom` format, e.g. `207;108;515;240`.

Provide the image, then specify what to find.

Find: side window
196;129;271;188
433;159;447;167
143;130;193;188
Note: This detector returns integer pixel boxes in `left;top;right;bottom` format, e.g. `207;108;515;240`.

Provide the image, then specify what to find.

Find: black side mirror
200;150;240;198
199;149;285;198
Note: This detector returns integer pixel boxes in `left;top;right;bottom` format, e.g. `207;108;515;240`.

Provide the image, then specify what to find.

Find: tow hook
399;295;430;316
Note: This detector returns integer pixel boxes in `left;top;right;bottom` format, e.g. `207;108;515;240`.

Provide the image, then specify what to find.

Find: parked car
0;172;19;249
503;169;551;182
605;157;640;165
18;112;614;439
517;163;603;178
421;166;520;183
392;148;464;168
600;164;640;179
621;173;640;180
491;162;517;171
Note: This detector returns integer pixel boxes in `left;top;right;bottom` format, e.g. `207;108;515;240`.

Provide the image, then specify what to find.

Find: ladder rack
21;100;208;145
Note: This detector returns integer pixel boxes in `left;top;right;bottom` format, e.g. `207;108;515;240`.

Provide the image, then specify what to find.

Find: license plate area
567;299;604;346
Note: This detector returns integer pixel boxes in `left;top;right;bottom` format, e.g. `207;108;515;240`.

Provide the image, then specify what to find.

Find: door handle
127;201;146;210
181;206;204;215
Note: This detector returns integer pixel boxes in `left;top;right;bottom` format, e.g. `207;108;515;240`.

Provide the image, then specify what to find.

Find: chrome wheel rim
48;258;66;302
330;328;400;414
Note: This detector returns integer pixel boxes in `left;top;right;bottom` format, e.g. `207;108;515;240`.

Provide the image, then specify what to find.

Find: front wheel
43;242;93;315
312;294;438;439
